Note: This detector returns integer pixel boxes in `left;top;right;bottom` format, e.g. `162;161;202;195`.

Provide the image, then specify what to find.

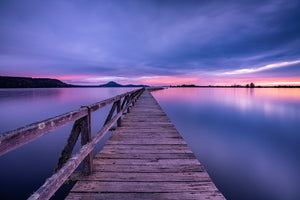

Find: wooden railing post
121;95;129;109
116;100;121;126
132;94;135;106
55;118;83;172
127;93;134;113
81;107;93;175
104;102;117;125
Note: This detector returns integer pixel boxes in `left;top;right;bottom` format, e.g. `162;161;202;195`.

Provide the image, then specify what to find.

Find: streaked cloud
221;59;300;75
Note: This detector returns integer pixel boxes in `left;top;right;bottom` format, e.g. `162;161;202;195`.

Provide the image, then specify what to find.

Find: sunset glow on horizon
56;76;300;87
27;72;300;87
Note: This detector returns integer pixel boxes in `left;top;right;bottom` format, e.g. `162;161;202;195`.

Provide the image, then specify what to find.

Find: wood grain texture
80;108;93;175
65;192;225;200
0;107;88;156
69;172;211;182
66;90;225;200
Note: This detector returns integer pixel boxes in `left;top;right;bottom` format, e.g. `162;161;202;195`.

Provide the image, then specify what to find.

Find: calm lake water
0;87;300;200
152;88;300;200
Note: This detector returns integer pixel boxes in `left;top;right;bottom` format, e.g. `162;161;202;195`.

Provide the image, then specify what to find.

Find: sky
0;0;300;86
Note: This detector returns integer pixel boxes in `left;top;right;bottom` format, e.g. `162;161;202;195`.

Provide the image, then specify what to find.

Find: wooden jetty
66;90;225;200
0;88;225;200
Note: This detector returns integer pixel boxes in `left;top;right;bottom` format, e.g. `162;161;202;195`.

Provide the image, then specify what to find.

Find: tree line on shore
170;82;300;88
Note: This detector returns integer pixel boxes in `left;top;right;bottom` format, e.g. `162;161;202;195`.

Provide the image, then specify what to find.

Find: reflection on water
152;88;300;200
0;88;135;133
0;88;136;200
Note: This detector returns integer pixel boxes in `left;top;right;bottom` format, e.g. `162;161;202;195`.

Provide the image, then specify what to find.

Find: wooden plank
114;129;180;133
69;172;211;182
116;129;179;133
106;135;185;144
100;148;194;154
106;140;187;145
93;158;200;165
92;164;205;173
108;135;184;140
96;152;196;159
66;192;225;200
101;144;193;154
113;133;180;137
123;115;170;118
101;144;192;151
120;124;174;127
113;134;181;138
70;181;219;193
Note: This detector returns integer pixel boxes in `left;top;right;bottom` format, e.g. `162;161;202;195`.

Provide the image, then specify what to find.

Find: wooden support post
127;105;130;113
55;119;82;172
81;107;93;175
104;102;117;125
127;93;134;113
121;95;129;109
116;100;121;127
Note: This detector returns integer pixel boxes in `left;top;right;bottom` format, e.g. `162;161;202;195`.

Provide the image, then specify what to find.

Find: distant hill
99;81;149;87
0;76;149;88
99;81;123;87
0;76;72;88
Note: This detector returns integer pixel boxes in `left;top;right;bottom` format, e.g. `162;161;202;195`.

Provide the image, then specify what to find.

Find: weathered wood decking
66;90;225;200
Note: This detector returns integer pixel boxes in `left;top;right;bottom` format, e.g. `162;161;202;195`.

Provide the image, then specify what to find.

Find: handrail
0;88;143;156
0;88;145;200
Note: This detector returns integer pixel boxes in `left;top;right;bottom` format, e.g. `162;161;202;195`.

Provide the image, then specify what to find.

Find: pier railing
0;88;145;200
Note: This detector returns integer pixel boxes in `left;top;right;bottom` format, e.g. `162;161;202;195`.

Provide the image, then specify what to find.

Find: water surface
152;88;300;200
